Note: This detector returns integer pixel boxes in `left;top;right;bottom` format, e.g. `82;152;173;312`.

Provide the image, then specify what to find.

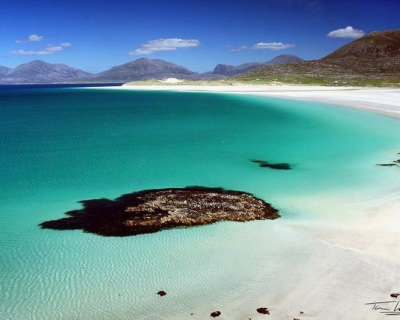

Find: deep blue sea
0;83;123;90
1;86;399;319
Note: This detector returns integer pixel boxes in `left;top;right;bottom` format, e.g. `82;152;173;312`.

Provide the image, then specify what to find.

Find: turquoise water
1;88;399;319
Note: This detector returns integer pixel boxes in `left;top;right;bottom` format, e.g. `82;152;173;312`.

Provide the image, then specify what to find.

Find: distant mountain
237;30;400;81
0;60;92;83
267;54;303;65
212;54;303;76
197;72;226;80
0;66;10;77
93;58;198;81
212;62;262;77
0;58;198;83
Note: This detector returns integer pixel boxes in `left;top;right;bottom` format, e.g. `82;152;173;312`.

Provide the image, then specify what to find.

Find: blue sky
0;0;399;72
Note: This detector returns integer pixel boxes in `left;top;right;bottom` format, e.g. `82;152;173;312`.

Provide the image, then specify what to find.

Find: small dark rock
157;290;166;296
257;307;270;314
251;159;291;170
300;311;304;314
263;163;291;170
391;293;400;298
210;311;221;317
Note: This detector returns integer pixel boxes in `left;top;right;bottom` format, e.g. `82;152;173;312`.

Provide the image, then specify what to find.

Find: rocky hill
323;29;400;61
237;30;400;82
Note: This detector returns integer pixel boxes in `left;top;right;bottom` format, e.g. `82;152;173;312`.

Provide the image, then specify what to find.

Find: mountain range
0;54;303;84
0;29;399;84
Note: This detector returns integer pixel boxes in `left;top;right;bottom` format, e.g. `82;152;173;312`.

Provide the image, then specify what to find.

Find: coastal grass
125;77;400;87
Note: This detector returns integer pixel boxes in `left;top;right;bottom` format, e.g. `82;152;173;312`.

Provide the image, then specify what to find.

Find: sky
0;0;399;73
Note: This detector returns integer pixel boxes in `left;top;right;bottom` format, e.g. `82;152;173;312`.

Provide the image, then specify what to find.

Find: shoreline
95;83;400;319
114;84;400;120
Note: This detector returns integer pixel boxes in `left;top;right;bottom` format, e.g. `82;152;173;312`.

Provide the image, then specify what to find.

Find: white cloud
231;42;295;51
10;49;50;55
28;34;43;42
327;26;365;39
129;38;200;55
252;42;295;50
231;45;248;52
46;46;63;53
10;43;72;55
15;34;44;44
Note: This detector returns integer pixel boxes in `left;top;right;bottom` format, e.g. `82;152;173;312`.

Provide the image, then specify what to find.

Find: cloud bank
129;38;200;55
15;34;44;44
327;26;365;39
10;43;72;55
232;42;295;51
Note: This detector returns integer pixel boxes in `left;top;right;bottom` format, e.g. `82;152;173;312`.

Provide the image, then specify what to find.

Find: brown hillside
237;29;400;81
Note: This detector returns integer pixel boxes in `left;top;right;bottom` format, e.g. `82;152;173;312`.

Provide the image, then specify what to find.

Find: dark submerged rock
210;311;221;317
261;163;291;170
257;307;270;314
40;186;280;237
377;152;400;167
251;159;291;170
157;291;166;296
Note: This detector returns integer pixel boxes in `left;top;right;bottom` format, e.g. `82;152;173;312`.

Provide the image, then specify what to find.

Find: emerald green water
1;88;399;319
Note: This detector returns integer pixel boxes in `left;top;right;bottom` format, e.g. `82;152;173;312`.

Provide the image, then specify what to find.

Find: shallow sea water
1;88;400;319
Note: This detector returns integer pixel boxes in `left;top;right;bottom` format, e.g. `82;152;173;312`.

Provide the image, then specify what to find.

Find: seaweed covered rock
40;186;280;237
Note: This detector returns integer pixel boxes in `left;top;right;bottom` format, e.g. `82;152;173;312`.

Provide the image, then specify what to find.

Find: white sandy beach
111;83;400;319
119;83;400;119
